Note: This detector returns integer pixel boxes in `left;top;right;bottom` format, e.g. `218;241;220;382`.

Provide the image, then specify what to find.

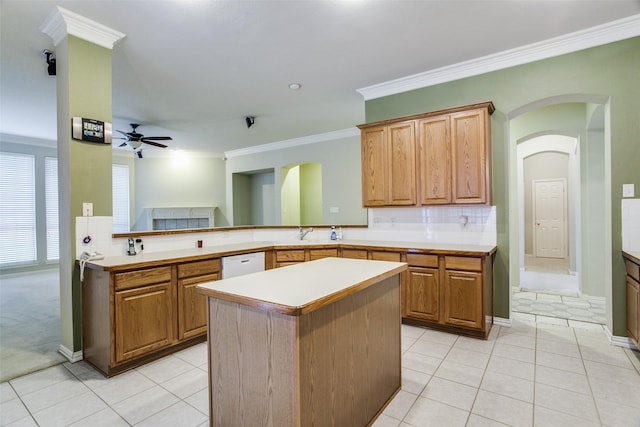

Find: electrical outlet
329;207;339;213
82;202;93;217
623;184;635;198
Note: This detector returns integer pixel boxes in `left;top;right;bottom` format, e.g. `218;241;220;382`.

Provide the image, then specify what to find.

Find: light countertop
84;239;496;271
623;251;640;264
196;257;406;316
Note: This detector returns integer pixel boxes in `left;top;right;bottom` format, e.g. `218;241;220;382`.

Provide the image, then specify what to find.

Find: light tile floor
512;287;607;325
2;320;639;426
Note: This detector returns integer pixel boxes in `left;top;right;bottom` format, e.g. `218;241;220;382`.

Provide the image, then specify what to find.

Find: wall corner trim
357;14;640;101
40;6;126;49
58;344;83;363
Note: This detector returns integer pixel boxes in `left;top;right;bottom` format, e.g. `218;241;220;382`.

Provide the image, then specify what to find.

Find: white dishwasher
221;251;265;279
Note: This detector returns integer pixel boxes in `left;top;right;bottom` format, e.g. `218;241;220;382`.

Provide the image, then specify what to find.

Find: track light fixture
42;49;56;76
245;116;255;128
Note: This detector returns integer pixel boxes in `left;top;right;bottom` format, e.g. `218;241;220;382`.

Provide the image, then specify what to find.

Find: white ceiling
2;1;639;157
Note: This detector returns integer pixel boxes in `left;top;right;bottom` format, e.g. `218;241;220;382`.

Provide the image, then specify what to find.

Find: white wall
133;154;227;230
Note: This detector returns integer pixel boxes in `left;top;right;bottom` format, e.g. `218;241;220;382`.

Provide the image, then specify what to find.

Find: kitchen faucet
298;226;313;240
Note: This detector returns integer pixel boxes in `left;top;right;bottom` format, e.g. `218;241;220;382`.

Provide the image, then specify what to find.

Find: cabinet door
387;121;416;205
443;270;483;330
404;267;439;322
627;277;639;345
418;116;451;205
115;282;173;363
361;126;387;206
450;109;489;204
178;273;218;341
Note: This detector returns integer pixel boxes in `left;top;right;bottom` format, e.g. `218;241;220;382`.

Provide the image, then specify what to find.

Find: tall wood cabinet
359;102;493;207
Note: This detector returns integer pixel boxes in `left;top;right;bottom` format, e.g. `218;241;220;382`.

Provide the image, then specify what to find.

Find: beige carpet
0;269;65;382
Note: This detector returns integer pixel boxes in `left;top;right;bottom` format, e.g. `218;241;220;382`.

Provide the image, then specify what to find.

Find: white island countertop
196;257;407;316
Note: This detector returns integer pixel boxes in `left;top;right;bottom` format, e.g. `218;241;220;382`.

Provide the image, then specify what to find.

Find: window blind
0;152;37;265
112;164;130;233
45;157;59;261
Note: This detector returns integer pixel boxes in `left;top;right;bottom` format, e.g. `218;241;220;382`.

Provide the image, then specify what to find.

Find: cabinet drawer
178;258;221;279
309;248;338;260
406;253;438;268
625;259;640;282
115;267;172;291
276;250;305;262
341;248;368;259
445;256;482;272
371;251;402;262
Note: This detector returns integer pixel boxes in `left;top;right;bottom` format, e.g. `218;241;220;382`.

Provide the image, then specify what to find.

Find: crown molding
224;127;360;159
40;6;126;49
357;14;640;101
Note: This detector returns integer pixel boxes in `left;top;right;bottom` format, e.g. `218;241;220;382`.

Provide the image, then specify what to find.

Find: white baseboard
605;326;639;350
610;335;639;350
58;344;83;363
493;317;512;327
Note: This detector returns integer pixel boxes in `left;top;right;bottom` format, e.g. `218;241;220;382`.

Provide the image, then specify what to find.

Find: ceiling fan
115;123;172;158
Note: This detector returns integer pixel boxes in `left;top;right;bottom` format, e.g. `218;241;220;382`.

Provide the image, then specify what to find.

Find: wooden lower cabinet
83;261;216;377
403;252;493;339
626;277;639;345
624;253;640;348
177;259;221;340
443;270;483;330
405;267;439;322
115;282;173;363
274;246;339;267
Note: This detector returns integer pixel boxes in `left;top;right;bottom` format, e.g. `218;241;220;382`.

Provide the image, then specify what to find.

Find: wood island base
200;259;404;427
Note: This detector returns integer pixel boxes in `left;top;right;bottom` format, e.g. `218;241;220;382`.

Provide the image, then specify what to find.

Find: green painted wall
365;37;640;334
300;163;323;225
58;35;113;352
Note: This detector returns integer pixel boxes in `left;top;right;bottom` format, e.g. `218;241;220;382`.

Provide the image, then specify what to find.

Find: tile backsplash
75;216;113;258
360;206;497;246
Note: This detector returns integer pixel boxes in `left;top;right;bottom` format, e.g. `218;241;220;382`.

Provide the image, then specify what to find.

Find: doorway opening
280;162;322;226
509;99;610;327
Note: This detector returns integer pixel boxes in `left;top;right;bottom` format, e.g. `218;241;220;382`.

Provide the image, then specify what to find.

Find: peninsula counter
196;257;407;427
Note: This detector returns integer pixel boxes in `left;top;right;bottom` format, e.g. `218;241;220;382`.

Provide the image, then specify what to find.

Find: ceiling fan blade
118;142;128;147
142;140;168;148
142;136;172;141
116;130;130;137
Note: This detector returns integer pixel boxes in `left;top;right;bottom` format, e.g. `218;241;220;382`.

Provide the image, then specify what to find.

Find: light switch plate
623;184;635;198
82;202;93;217
329;207;340;213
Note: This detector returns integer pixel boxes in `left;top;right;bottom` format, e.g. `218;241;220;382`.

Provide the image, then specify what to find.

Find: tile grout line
574;327;605;427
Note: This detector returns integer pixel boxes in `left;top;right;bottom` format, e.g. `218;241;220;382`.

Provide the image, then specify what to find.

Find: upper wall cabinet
361;122;416;206
359;102;494;207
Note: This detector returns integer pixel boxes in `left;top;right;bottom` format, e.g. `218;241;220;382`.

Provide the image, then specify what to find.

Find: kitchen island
196;257;407;427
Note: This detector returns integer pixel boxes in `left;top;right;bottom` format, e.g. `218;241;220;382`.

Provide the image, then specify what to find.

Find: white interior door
534;179;566;259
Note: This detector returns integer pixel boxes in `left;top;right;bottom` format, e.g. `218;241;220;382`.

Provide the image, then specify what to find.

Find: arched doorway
508;97;611;327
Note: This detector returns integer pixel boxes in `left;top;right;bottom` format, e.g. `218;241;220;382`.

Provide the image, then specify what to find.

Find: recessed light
288;83;302;90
